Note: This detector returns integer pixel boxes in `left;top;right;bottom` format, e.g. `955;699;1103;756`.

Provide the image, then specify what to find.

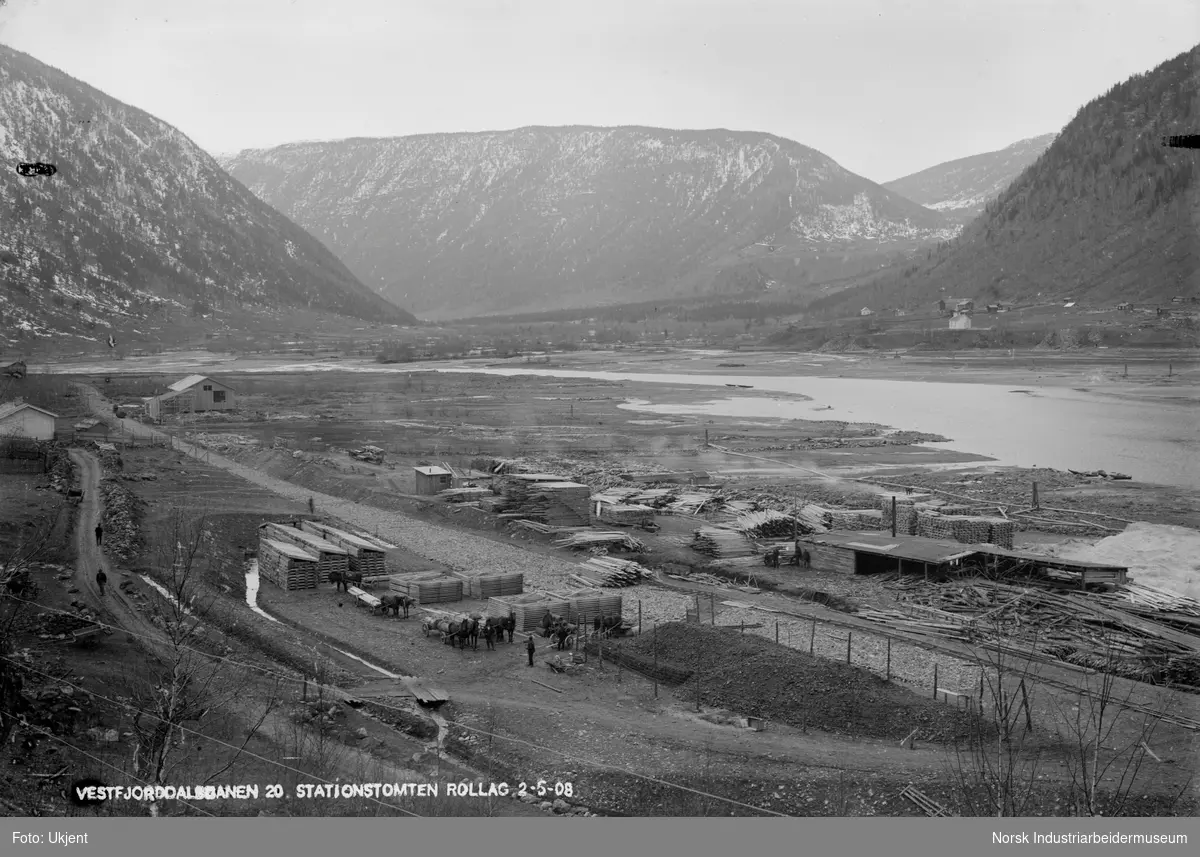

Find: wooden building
0;400;59;441
147;374;237;419
949;313;972;330
72;418;113;443
414;465;453;495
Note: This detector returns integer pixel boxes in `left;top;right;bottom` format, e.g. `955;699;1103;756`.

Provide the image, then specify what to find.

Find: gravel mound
616;623;976;742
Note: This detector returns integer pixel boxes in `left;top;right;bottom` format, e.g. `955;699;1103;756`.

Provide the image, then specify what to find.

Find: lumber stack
546;587;623;626
300;521;386;577
916;511;955;540
553;529;646;552
628;488;676;508
523;481;591;526
479;496;509;513
438;487;492;504
797;504;832;533
488;592;571;633
665;491;719;516
948;516;993;544
828;509;883;531
257;538;320;591
390;572;464;604
989;520;1016;549
262;523;344;583
880;495;919;535
802;540;856;575
692;526;756;558
495;473;566;505
576;556;645;587
735;510;797;538
595;503;656;526
450;571;525;599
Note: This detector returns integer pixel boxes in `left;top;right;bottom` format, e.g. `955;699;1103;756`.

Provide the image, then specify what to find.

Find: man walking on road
526;635;535;667
96;568;107;596
94;523;103;546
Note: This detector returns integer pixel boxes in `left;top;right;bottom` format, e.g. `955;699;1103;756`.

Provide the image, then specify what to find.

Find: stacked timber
390;572;464;605
735;510;797;538
258;538;320;590
989;520;1016;549
495;473;566;505
450;570;525;599
523;482;591;526
262;523;345;583
595;503;656;527
828;509;884;531
300;521;386;577
916;510;955;540
479;496;509;513
547;587;622;626
575;557;645;587
553;529;646;551
796;504;833;533
948;516;993;544
880;495;919;535
590;488;642;505
627;488;676;508
692;526;755;558
439;487;492;504
665;491;719;516
488;592;571;633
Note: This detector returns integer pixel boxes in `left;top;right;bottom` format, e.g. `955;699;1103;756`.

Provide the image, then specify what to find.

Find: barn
414;465;453;495
0;400;59;441
73;417;113;443
148;375;237;419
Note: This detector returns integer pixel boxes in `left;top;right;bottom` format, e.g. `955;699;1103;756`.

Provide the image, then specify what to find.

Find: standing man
94;523;103;546
96;568;107;596
308;497;315;515
526;635;535;667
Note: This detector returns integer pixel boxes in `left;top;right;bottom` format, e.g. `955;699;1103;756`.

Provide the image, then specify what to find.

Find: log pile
390;572;464;604
496;473;567;504
989;520;1016;550
257;538;320;591
553;529;646;552
693;526;756;558
450;571;525;599
796;504;833;533
828;509;883;531
595;503;656;526
262;523;344;583
665;491;720;516
734;510;797;538
546;587;623;626
880;495;920;535
575;557;646;587
300;521;386;577
522;482;591;526
488;592;572;633
915;511;1014;548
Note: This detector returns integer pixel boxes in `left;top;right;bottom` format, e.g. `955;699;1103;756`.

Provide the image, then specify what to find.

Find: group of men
764;540;812;569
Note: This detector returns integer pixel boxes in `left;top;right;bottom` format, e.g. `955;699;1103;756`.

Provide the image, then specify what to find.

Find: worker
95;568;107;596
526;635;535;667
308;497;315;515
94;523;103;546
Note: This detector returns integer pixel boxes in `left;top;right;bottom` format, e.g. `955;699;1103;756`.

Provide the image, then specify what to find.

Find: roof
802;531;978;564
260;523;349;555
414;466;452;476
168;374;233;393
970;543;1128;572
0;401;59;421
262;539;319;562
73;418;103;431
304;523;383;553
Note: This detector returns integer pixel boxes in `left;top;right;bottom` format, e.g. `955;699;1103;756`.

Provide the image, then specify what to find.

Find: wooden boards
262;523;345;584
258;538;320;590
450;571;525;599
545;587;622;626
300;521;386;577
390;572;463;604
488;593;571;633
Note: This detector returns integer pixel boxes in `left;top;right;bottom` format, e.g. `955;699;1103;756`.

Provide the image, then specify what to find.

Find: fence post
810;619;816;655
775;621;779;644
932;663;938;699
740;621;744;634
846;632;851;664
653;623;658;698
710;597;714;625
886;638;891;681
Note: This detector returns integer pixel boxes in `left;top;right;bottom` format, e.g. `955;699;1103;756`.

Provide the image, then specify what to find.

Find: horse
329;569;363;593
801;548;811;569
377;594;405;618
455;619;473;650
554;623;577;651
467;617;481;650
487;613;516;643
596;615;622;639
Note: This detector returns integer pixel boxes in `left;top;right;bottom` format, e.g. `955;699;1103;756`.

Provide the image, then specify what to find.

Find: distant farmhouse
147;375;237;420
949;313;972;330
860;307;873;316
0;399;59;441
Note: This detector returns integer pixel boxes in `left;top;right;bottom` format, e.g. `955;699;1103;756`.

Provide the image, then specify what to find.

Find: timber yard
1;347;1198;818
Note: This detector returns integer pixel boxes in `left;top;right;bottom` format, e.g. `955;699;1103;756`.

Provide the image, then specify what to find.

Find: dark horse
593;614;622;639
329;569;363;593
486;614;516;644
378;594;415;618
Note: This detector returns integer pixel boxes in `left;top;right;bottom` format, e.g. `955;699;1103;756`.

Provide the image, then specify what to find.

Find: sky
0;0;1196;182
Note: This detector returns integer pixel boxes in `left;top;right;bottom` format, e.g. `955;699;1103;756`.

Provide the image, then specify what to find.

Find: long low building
800;531;1128;586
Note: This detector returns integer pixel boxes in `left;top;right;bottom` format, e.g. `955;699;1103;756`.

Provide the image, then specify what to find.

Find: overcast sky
1;0;1196;182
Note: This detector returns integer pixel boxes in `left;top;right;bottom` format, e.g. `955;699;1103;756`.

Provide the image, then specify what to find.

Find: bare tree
120;509;279;816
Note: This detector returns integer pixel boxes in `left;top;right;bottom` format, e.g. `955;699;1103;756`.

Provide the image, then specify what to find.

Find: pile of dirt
616;623;976;742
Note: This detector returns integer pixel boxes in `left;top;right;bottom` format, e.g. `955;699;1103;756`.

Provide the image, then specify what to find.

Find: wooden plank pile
553;529;646;552
510;520;562;535
734;510;797;538
346;585;382;611
390;572;464;605
880;495;921;535
262;523;345;584
989;520;1016;550
575;556;646;587
546;587;623;626
595;503;656;526
665;491;720;516
488;592;572;633
802;540;856;575
450;570;525;599
438;487;492;504
693;526;756;558
523;481;591;526
828;509;884;531
257;538;320;591
300;521;386;577
495;473;567;505
915;511;1014;548
797;504;832;533
627;488;677;508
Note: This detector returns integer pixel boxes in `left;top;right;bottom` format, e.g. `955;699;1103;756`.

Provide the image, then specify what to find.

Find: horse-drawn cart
66;624;109;649
345;585;382;611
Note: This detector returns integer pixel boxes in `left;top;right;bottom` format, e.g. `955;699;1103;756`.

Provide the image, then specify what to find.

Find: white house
0;400;59;441
860;307;873;316
949;313;972;330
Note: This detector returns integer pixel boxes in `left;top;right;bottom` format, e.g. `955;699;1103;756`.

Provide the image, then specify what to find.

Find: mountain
0;45;416;347
219;127;960;319
806;46;1200;318
883;133;1058;225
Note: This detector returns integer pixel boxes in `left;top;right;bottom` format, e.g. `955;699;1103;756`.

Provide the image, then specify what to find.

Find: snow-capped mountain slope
0;44;415;345
220;126;959;318
883;133;1058;225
